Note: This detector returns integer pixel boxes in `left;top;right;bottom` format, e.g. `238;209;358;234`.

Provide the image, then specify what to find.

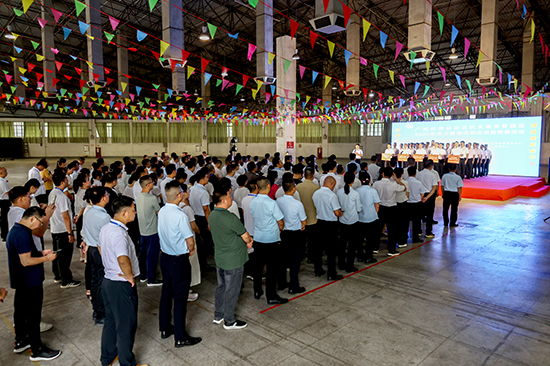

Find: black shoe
278;283;288;291
314;269;326;277
365;258;377;264
288;287;306;295
254;290;263;300
267;296;289;305
338;264;346;271
443;222;449;227
412;237;422;243
94;317;105;326
327;274;343;281
161;327;174;339
29;346;61;361
14;340;31;354
450;223;459;228
357;257;365;263
175;336;202;347
223;320;248;330
345;267;358;273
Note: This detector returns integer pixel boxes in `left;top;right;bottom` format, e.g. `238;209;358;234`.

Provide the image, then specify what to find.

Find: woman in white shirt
336;172;363;273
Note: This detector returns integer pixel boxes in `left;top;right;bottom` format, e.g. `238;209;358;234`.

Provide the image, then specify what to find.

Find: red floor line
259;228;458;314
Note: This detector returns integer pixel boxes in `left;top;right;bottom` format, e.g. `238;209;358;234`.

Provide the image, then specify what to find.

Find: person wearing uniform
277;181;307;294
356;172;380;263
249;177;288;305
484;144;492;176
393;168;410;248
352;144;363;162
157;181;202;347
465;143;475;179
136;175;161;286
0;167;10;241
312;176;343;280
416;161;440;238
189;169;213;272
28;159;48;206
336;172;362;272
296;167;322;274
405;167;429;243
367;155;381;183
441;164;463;227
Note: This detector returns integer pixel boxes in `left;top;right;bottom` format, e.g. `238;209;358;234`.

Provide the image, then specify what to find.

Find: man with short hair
441;164;463;227
320;161;344;192
28;159;48;205
158;181;202;347
49;171;80;288
136;175;162;286
416;161;440;238
160;164;177;203
189;169;213;271
405;166;428;243
352;144;363;162
367;156;380;183
209;187;253;329
7;207;61;361
0;166;10;241
296;167;322;274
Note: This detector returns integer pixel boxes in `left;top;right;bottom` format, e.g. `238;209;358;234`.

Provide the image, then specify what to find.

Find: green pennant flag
11;86;17;94
148;0;159;12
207;23;217;39
296;93;300;101
248;0;259;8
423;85;430;97
14;8;24;16
235;84;243;95
409;51;417;69
284;59;291;74
82;87;89;94
437;12;444;35
465;79;472;93
68;92;74;98
31;40;40;49
145;97;150;104
104;31;115;44
152;83;160;90
216;79;222;87
164;93;169;101
139;101;145;108
373;63;379;79
75;0;86;16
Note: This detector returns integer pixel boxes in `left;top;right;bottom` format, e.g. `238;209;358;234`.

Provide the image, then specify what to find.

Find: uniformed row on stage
383;141;492;179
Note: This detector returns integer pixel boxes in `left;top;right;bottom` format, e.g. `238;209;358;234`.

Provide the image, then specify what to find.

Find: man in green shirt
209;186;253;330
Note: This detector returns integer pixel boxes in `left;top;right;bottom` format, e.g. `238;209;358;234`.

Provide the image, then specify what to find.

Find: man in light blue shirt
405;166;429;243
312;176;343;280
277;180;307;295
249;177;288;305
357;171;380;263
188;169;213;272
157;180;202;348
82;186;111;325
441;164;463;228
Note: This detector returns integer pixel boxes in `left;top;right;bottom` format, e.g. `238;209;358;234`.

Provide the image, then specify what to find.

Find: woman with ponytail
336;172;363;272
356;171;380;264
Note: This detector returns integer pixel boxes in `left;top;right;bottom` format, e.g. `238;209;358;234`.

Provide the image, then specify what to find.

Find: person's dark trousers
14;284;43;353
465;158;473;179
423;194;436;234
407;202;423;239
52;232;74;285
75;215;84;248
378;205;398;253
281;230;305;290
396;202;409;245
159;252;191;342
458;158;466;179
438;160;445;178
442;191;460;226
214;266;244;324
252;241;282;299
85;250;92;292
484;159;490;176
443;160;450;174
305;224;324;275
0;199;10;240
338;222;360;270
101;279;138;366
316;220;339;276
35;194;48;206
194;215;213;271
88;246;106;320
360;220;379;260
139;233;160;282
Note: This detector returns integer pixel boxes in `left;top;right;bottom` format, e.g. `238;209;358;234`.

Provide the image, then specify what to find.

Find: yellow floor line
1;312;41;366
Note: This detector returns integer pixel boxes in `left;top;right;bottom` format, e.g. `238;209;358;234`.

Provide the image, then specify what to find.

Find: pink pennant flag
394;42;403;61
464;38;470;58
299;65;305;79
51;9;63;22
6;75;13;84
109;16;120;31
399;75;406;88
247;44;257;61
221;79;230;90
439;66;446;83
440;90;446;101
50;48;59;54
37;17;47;28
360;57;367;66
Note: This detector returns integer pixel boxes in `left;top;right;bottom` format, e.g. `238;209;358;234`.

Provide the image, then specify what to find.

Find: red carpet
439;176;549;201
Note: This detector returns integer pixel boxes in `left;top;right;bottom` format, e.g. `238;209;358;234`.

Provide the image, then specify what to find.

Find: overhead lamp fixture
221;67;229;77
332;84;337;90
444;82;451;87
240;97;245;101
368;92;375;98
193;89;199;96
5;25;15;40
292;49;300;60
199;26;209;41
449;48;458;60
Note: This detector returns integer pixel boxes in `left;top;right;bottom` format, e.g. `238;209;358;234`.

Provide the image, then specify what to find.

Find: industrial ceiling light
449;48;458;60
194;89;199;96
445;82;451;87
240;97;245;101
332;84;337;90
5;25;15;40
199;26;209;41
291;49;300;60
368;92;375;98
221;67;229;77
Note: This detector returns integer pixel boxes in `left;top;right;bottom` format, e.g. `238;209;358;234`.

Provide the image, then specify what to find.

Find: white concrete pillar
117;35;129;99
276;36;297;159
346;0;360;95
162;0;186;92
256;0;274;92
408;0;432;50
41;0;56;94
322;74;331;157
479;0;498;80
86;0;104;83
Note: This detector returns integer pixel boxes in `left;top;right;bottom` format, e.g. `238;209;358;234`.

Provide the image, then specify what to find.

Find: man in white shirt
367;156;381;183
416;161;440;238
465;143;475;179
0;167;10;241
352;144;363;162
405;166;428;243
28;159;48;205
320;161;344;192
225;165;239;198
394;168;410;248
160;164;177;204
372;167;406;256
189;169;213;272
483;144;492;176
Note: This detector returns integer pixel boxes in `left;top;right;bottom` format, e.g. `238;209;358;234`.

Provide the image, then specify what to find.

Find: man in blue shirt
441;164;464;227
189;169;213;272
356;172;380;264
312;176;343;280
7;207;61;361
82;186;111;326
277;180;307;294
249;177;288;305
157;180;202;347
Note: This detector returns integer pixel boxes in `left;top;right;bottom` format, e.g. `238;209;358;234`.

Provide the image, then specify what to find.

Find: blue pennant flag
63;27;71;40
135;86;142;95
136;29;147;42
69;54;77;60
270;85;276;95
167;88;173;97
78;20;89;34
380;31;388;48
14;46;22;53
204;73;212;85
455;74;462;89
414;81;420;95
96;91;102;98
116;90;122;96
230;106;237;113
507;73;512;89
228;32;239;39
450;26;458;47
344;50;352;66
312;71;318;84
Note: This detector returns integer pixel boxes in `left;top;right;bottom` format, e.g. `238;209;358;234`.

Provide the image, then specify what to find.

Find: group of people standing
1;147;464;365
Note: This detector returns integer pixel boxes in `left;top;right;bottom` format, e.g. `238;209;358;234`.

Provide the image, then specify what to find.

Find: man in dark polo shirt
6;207;61;361
209;186;253;330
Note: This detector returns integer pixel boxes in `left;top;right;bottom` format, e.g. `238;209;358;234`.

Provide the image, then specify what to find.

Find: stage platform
442;176;550;201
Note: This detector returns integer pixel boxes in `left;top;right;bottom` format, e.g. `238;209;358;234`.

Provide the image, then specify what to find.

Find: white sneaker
223;320;247;330
188;291;199;302
213;318;224;325
373;250;379;254
387;252;400;257
398;244;408;248
40;322;53;333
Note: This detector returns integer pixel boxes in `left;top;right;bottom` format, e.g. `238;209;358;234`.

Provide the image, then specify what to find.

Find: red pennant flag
74;67;82;75
338;80;345;90
93;73;100;82
35;92;40;98
151;50;160;60
342;4;351;27
546;45;548;65
201;58;209;72
106;77;115;85
482;86;486;96
322;0;330;13
51;78;59;87
35;72;43;81
170;59;178;72
123;73;131;79
310;31;318;49
55;61;63;71
243;75;249;88
181;50;190;64
79;79;86;89
27;63;36;73
64;74;72;80
440;90;446;101
290;19;299;40
104;67;110;74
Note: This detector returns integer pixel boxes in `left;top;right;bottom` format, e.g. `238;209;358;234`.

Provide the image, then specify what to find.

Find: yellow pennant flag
86;60;94;70
251;89;257;99
268;52;275;65
256;79;263;91
530;18;535;43
94;84;101;92
22;81;28;87
476;52;483;68
121;82;127;92
388;70;394;83
324;76;332;89
18;67;27;74
22;0;34;13
160;40;170;56
187;65;195;79
11;33;20;40
327;41;335;57
362;19;371;42
426;61;430;75
42;92;48;98
35;54;44;61
86;34;95;40
125;98;131;105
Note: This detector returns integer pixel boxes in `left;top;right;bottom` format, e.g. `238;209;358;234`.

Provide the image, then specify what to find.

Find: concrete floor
1;159;550;366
